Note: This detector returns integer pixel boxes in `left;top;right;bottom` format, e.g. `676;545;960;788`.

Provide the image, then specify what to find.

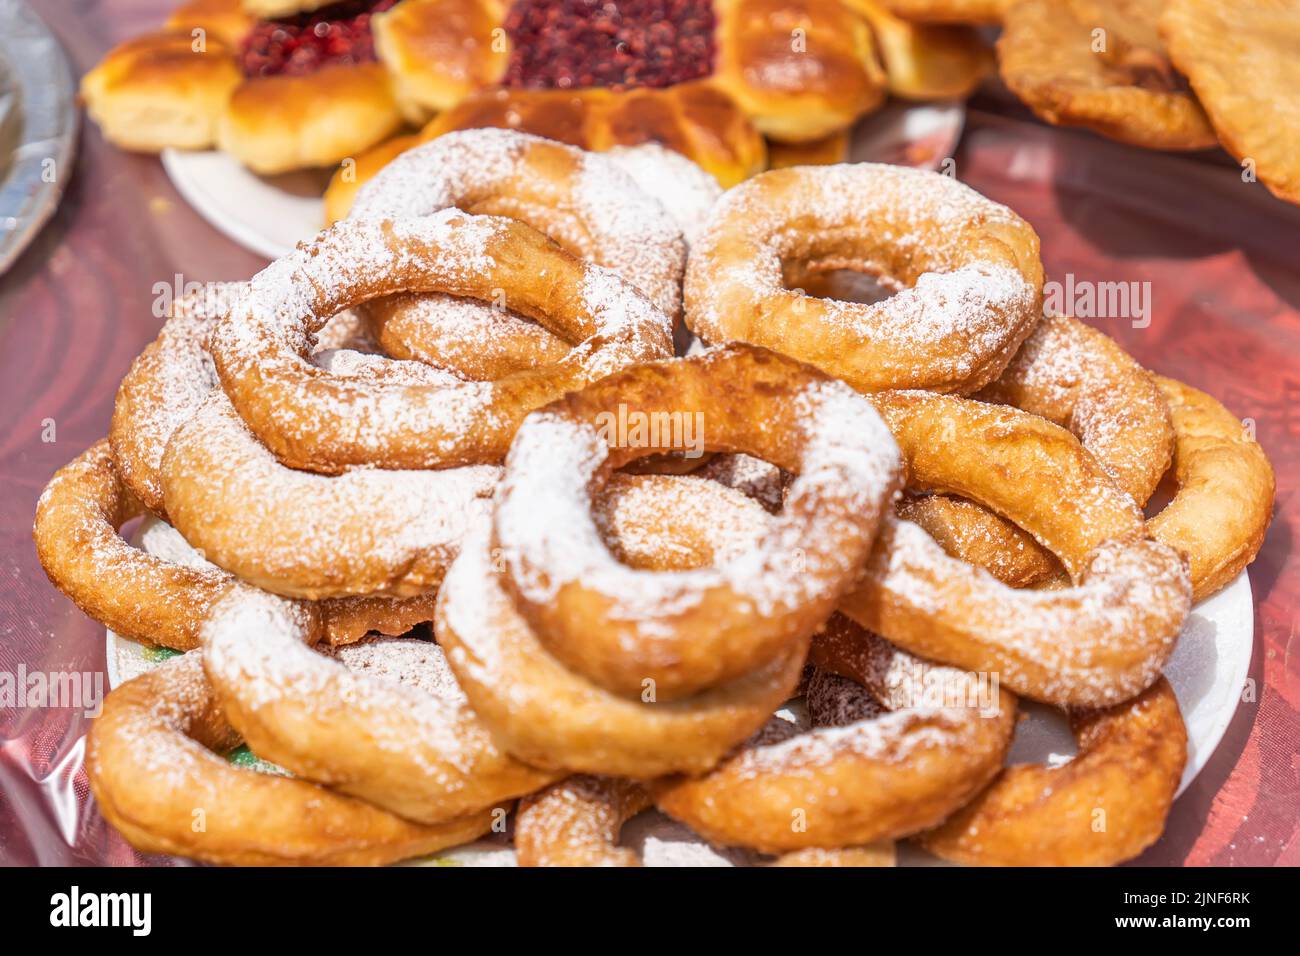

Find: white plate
160;101;967;260
106;517;1253;866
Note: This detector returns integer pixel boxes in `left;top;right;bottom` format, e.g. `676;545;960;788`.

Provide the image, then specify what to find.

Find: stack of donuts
35;128;1274;867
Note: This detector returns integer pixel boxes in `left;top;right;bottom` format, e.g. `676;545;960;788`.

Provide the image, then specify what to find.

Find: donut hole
783;259;905;306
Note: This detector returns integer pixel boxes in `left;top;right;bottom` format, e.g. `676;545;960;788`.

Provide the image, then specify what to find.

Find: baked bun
81;32;243;152
709;0;887;142
219;62;403;173
372;0;509;123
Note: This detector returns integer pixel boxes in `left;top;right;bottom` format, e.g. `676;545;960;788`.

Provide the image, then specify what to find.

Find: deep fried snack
202;586;558;824
208;212;673;473
879;0;1011;23
494;346;902;700
709;0;888;142
651;615;1015;853
349;130;684;380
351;129;685;318
840;390;1192;707
436;476;806;777
901;314;1174;586
684;164;1044;394
918;677;1186;865
32;445;445;651
848;0;994;100
86;654;493;866
515;776;651;867
161;392;497;599
1148;376;1275;602
1160;0;1300;205
997;0;1217;150
771;845;897;866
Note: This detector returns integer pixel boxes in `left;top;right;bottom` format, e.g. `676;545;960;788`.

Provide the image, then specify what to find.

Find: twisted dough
494;346;903;700
684;163;1044;394
201;586;558;824
208;212;673;472
86;654;494;866
515;776;651;868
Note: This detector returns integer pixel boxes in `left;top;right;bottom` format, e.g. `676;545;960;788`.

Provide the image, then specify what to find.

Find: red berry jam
503;0;715;90
238;0;398;78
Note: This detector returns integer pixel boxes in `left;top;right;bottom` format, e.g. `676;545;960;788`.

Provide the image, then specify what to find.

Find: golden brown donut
207;213;673;473
901;314;1174;586
86;654;494;866
371;0;509;123
1148;376;1275;602
348;129;686;377
997;0;1217;151
708;0;888;142
494;345;902;700
918;677;1186;865
839;390;1192;708
1160;0;1300;205
651;615;1016;853
202;585;559;824
847;0;994;100
515;776;651;867
436;475;807;778
80;31;243;152
161;391;498;599
323;133;419;226
32;443;447;650
684;164;1045;395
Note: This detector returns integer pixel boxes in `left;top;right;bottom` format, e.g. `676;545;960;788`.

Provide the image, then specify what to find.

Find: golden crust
771;844;897;866
880;0;1011;23
1148;376;1275;602
841;390;1192;708
515;776;651;867
218;62;404;173
323;133;419;225
709;0;888;142
997;0;1217;150
651;616;1016;852
494;346;902;700
87;654;493;866
684;163;1044;395
202;586;559;824
849;0;994;100
80;32;242;152
1160;0;1300;205
766;131;849;168
919;677;1186;865
166;0;254;46
373;0;509;123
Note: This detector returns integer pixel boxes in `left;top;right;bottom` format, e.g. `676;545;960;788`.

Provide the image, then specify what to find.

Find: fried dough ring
840;390;1192;707
918;677;1186;865
435;476;806;778
651;615;1016;853
684;164;1044;395
350;128;685;317
997;0;1216;150
201;586;558;824
515;776;651;868
32;442;446;650
900;314;1174;586
208;212;673;473
161;392;498;600
86;654;493;866
1148;376;1275;602
1161;0;1300;205
494;346;902;700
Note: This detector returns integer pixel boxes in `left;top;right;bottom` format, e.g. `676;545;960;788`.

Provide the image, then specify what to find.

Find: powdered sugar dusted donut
208;212;674;472
684;163;1044;394
495;346;903;700
202;586;558;824
605;143;722;248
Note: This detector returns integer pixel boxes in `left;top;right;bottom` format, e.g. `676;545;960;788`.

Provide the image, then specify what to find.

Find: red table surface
1;2;1296;867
